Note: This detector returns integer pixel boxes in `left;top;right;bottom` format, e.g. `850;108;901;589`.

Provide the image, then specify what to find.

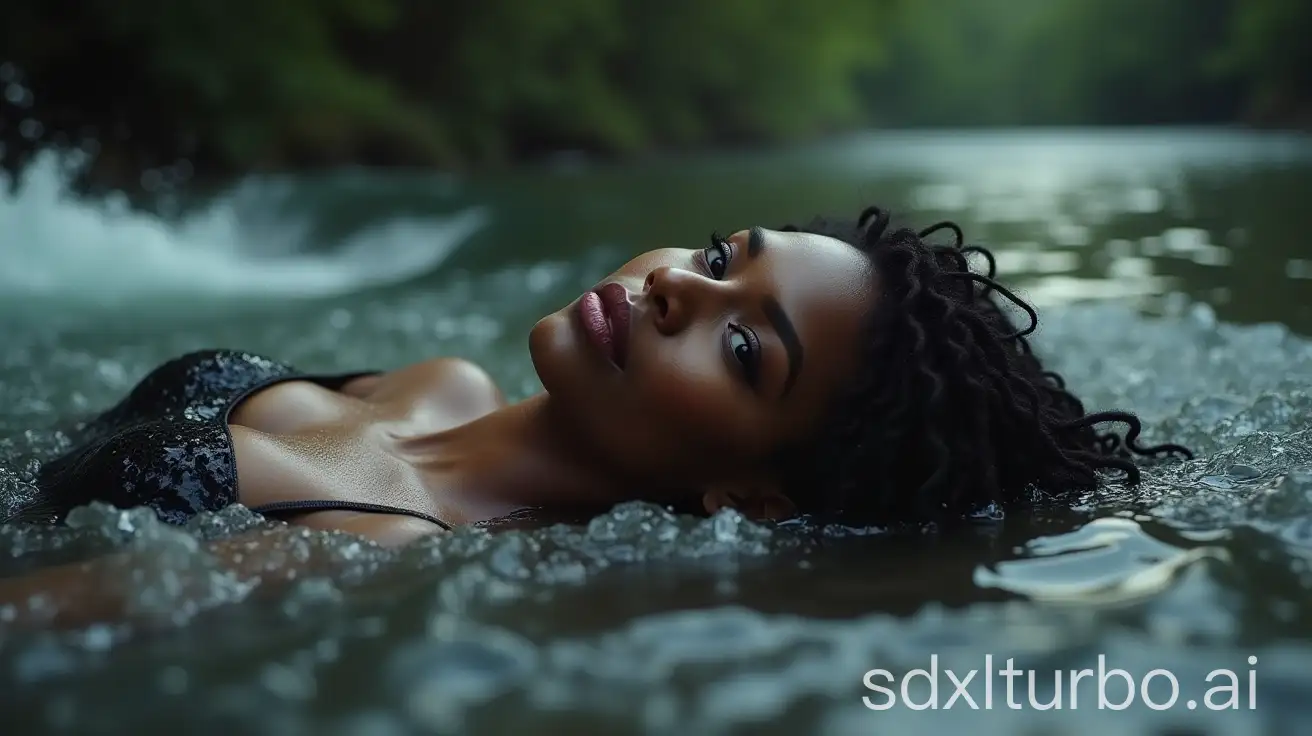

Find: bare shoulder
348;357;505;411
423;358;504;403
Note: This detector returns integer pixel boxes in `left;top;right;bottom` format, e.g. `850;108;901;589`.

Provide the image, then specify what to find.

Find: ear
701;475;797;522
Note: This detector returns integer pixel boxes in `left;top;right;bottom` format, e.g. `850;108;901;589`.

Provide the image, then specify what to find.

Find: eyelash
703;231;762;387
727;324;762;387
703;231;733;279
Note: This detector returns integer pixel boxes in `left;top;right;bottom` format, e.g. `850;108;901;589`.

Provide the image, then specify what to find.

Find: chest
225;360;504;516
229;360;503;437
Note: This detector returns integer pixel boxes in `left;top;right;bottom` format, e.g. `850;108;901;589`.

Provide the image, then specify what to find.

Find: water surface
1;128;1311;735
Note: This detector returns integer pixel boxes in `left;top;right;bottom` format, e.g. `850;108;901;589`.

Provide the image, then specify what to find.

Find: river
1;128;1310;734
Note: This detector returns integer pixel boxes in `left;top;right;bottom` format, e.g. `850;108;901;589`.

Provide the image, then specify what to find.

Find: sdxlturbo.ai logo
863;655;1258;711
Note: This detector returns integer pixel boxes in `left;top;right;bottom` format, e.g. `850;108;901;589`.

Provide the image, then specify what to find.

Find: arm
0;515;435;631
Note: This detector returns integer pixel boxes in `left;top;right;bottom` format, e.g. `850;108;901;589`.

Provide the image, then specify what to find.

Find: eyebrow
746;227;803;398
747;226;765;257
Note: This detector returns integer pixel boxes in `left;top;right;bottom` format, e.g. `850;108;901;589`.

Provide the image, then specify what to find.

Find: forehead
756;228;874;412
762;229;872;312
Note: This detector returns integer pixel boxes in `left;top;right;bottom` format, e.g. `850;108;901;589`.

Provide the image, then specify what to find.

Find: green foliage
610;0;885;145
864;0;1245;127
336;0;888;162
1212;0;1312;122
0;0;1307;191
1;0;445;186
1;0;889;187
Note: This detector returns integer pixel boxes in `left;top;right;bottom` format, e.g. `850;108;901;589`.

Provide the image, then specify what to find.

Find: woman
10;205;1192;548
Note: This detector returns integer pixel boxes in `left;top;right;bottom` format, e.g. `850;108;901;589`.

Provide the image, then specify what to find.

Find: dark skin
528;226;874;513
0;227;876;625
12;226;875;542
226;227;875;546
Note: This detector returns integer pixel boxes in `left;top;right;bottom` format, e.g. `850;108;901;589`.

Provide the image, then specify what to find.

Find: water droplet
18;118;43;141
1227;464;1261;480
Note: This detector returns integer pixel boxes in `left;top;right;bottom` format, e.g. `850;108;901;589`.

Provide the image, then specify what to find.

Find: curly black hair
774;205;1192;525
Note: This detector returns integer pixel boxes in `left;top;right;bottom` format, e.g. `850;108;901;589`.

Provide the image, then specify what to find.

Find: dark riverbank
3;0;1309;199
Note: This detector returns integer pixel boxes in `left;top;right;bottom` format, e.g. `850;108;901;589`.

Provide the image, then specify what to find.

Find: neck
402;393;625;522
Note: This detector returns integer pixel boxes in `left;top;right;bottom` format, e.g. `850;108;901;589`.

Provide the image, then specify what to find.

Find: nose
644;265;710;336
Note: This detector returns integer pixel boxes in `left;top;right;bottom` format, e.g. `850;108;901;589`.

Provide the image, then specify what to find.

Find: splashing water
1;130;1311;735
0;153;487;306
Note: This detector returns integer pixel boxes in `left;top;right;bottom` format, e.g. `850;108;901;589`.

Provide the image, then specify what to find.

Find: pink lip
578;282;631;370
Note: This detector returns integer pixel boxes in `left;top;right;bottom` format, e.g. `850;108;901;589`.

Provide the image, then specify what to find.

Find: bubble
18;118;43;141
4;82;31;107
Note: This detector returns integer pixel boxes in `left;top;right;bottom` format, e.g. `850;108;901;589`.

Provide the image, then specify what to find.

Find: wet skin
0;227;884;626
219;227;878;544
529;227;876;512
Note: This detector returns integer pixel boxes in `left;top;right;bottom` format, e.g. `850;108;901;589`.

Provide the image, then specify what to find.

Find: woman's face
530;226;876;506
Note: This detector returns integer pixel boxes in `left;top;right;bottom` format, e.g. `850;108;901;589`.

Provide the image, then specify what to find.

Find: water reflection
2;129;1311;735
444;128;1312;334
977;516;1226;607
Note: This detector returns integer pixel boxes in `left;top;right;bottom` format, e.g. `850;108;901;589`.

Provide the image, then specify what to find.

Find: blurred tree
1;0;443;190
339;0;635;163
0;0;1308;194
1211;0;1312;124
1;0;890;190
863;0;1243;127
340;0;887;162
610;0;886;147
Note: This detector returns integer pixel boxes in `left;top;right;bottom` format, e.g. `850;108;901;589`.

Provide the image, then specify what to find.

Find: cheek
630;338;765;456
609;248;685;281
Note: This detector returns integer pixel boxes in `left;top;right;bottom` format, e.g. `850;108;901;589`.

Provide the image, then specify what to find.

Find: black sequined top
27;350;452;529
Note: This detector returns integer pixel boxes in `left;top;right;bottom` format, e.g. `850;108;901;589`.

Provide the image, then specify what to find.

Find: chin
529;309;581;397
530;305;625;447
